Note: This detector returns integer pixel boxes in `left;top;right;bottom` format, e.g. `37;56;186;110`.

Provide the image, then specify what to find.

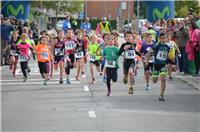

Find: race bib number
54;48;64;56
19;55;28;62
156;50;167;61
75;51;84;58
124;50;135;59
65;43;75;50
41;52;49;60
105;60;116;68
10;50;18;56
89;55;96;61
149;56;155;63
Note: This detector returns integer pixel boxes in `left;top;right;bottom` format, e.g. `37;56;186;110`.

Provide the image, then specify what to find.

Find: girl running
9;31;20;77
51;30;65;84
34;35;52;85
103;34;119;96
88;34;101;84
17;33;34;82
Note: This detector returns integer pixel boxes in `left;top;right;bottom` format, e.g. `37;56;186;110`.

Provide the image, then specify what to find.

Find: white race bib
124;50;135;59
10;50;18;56
19;55;28;62
54;48;64;56
105;60;116;68
65;43;75;50
149;56;155;63
156;50;167;61
89;54;96;61
41;52;49;60
75;51;84;58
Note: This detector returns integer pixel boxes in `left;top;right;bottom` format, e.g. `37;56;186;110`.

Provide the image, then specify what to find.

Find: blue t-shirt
153;43;170;65
80;22;91;34
63;20;71;34
1;24;14;41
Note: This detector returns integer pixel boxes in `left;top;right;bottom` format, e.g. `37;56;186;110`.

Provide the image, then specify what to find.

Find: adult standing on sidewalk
185;19;200;76
95;17;112;35
80;17;91;34
63;15;71;35
176;20;189;74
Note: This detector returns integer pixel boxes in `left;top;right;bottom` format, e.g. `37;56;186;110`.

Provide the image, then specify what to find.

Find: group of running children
8;28;181;101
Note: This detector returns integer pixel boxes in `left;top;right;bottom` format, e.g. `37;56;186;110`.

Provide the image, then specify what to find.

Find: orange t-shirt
35;44;51;62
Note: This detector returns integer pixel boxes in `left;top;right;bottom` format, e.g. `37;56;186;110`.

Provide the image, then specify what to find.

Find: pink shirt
18;43;31;56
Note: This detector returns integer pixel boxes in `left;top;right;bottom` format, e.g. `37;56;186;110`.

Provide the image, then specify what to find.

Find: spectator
71;19;78;32
80;17;91;34
1;19;14;65
63;15;71;35
95;17;112;35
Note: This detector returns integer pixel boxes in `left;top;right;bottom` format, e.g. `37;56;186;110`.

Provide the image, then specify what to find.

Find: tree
175;0;200;17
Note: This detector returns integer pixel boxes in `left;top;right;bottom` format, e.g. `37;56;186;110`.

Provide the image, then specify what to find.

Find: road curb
174;74;200;90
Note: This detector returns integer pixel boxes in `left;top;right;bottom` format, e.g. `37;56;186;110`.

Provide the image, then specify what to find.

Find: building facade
85;1;134;20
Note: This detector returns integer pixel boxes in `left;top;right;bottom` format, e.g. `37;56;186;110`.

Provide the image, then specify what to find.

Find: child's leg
160;74;166;96
59;61;64;81
90;63;95;82
111;68;118;82
13;57;18;76
76;59;81;79
106;67;112;92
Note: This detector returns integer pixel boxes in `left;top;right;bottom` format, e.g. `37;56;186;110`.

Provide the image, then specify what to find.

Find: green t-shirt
103;46;119;68
17;38;35;46
88;42;101;60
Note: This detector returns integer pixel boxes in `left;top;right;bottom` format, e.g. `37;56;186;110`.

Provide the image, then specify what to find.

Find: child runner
88;34;101;84
145;33;170;101
103;34;119;96
9;31;20;77
34;35;52;85
166;33;181;81
140;33;155;90
17;33;34;82
51;30;65;84
118;31;141;94
64;28;77;84
75;30;86;80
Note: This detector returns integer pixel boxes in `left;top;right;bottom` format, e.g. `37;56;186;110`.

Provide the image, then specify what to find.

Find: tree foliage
31;0;84;14
175;0;200;17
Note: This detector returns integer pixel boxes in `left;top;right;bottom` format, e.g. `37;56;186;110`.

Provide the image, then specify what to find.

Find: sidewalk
174;73;200;90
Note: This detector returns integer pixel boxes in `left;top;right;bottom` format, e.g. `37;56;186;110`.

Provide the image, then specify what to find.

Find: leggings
38;62;49;75
106;67;118;91
20;61;28;77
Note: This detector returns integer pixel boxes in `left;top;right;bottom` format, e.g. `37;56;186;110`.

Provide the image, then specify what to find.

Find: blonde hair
21;33;27;38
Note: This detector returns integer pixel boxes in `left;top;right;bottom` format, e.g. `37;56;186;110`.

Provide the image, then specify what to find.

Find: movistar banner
144;1;174;22
1;1;31;19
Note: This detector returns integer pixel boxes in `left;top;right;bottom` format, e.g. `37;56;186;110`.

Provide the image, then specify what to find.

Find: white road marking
84;85;89;91
88;111;96;118
1;78;77;82
15;68;59;75
1;81;80;85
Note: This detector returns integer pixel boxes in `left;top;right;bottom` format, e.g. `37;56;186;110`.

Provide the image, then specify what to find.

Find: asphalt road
1;37;199;132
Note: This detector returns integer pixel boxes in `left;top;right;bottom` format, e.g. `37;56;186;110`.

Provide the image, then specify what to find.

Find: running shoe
123;78;128;84
66;79;71;84
128;87;133;94
9;64;13;70
158;95;165;101
43;80;47;85
145;85;151;90
106;90;111;96
59;79;63;84
169;77;172;81
23;77;27;82
91;78;96;84
76;76;80;81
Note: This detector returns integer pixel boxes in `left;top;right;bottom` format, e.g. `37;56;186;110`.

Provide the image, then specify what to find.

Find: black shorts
69;53;75;63
123;59;135;75
143;62;153;71
167;59;176;65
90;60;101;67
54;56;64;64
10;55;19;60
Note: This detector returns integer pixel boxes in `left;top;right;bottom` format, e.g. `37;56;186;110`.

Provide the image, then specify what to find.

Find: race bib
54;48;64;56
75;51;84;58
65;43;75;50
10;50;18;56
41;52;49;60
89;54;96;61
149;56;155;63
105;60;116;68
124;50;135;59
19;55;28;62
156;50;167;61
